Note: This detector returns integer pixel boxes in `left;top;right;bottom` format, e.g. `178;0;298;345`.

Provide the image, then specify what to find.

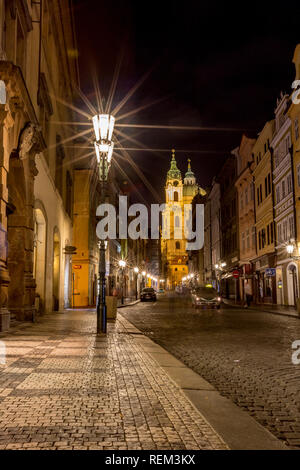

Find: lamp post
93;113;115;334
215;262;227;294
134;267;139;300
119;260;126;305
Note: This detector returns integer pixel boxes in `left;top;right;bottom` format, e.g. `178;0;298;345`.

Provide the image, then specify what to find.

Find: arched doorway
33;203;47;313
7;151;27;320
53;228;61;311
287;263;298;307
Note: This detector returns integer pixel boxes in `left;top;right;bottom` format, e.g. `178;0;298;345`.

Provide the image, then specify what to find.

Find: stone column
19;124;40;321
0;105;10;331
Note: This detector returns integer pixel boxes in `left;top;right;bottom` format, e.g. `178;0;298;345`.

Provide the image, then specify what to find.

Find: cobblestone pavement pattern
0;310;228;450
122;294;300;449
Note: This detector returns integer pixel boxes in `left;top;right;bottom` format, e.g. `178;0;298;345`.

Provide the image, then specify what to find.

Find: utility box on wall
106;296;117;320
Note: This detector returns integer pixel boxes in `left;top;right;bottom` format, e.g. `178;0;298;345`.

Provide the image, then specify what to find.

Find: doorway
33;206;47;313
287;263;298;307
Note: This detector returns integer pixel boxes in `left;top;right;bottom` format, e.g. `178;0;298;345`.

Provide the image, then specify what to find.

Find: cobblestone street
122;294;300;449
0;310;227;450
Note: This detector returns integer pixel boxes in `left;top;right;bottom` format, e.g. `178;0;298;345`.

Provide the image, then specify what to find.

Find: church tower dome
184;159;196;186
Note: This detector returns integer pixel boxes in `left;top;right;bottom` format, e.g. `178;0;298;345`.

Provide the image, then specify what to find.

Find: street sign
233;270;240;279
266;268;276;277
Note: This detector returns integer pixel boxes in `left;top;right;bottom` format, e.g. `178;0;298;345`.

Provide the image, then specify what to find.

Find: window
298;164;300;187
176;242;181;250
295;118;299;141
175;216;180;228
268;173;271;195
276;186;280;204
16;17;26;72
245;187;248;206
260;185;262;204
246;229;250;250
258;231;261;250
55;135;65;196
174;192;179;202
287;174;292;194
289;217;295;238
265;177;268;198
66;172;72;218
240;193;244;210
278;223;282;243
282;180;286;199
261;228;266;249
267;225;270;245
283;220;288;241
252;226;256;249
270;222;274;244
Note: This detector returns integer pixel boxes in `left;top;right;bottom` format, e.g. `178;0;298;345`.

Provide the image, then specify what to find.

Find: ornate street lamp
119;260;127;305
93;114;115;334
286;240;295;255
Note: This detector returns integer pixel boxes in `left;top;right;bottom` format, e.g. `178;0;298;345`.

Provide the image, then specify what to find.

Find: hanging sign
266;268;276;277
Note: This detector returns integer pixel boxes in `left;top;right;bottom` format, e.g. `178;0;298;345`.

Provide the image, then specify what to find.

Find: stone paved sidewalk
0;311;228;450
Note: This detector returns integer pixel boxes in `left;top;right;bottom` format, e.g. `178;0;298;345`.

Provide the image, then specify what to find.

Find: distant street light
134;267;139;300
94;113;115;334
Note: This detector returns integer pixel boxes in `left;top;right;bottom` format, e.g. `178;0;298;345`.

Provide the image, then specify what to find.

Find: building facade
272;94;296;306
234;135;256;301
209;178;221;290
218;155;239;300
0;0;78;330
288;45;300;305
252;121;276;304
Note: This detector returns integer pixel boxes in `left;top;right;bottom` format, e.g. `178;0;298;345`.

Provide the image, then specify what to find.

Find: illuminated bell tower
162;150;189;289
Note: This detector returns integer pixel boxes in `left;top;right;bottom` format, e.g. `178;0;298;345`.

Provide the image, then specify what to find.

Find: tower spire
184;158;196;185
167;149;181;182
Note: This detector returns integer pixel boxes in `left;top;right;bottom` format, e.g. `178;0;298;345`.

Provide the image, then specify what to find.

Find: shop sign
266;268;276;277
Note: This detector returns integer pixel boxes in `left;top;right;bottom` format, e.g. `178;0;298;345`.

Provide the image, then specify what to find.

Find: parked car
191;285;221;309
158;288;165;294
140;288;157;302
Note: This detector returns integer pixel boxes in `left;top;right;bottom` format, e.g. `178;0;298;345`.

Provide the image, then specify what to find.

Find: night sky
73;0;300;202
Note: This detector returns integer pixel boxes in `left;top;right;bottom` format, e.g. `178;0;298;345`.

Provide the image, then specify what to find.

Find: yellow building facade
289;45;300;248
252;121;276;304
161;151;204;289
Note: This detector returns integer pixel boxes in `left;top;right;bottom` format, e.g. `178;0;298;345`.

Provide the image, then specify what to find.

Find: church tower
161;152;206;289
161;151;189;289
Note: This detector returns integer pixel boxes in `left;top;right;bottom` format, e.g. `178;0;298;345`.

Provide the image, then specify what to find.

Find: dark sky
73;0;300;202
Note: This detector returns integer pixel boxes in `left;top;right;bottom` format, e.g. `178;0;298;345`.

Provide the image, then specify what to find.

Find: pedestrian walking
244;281;252;308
